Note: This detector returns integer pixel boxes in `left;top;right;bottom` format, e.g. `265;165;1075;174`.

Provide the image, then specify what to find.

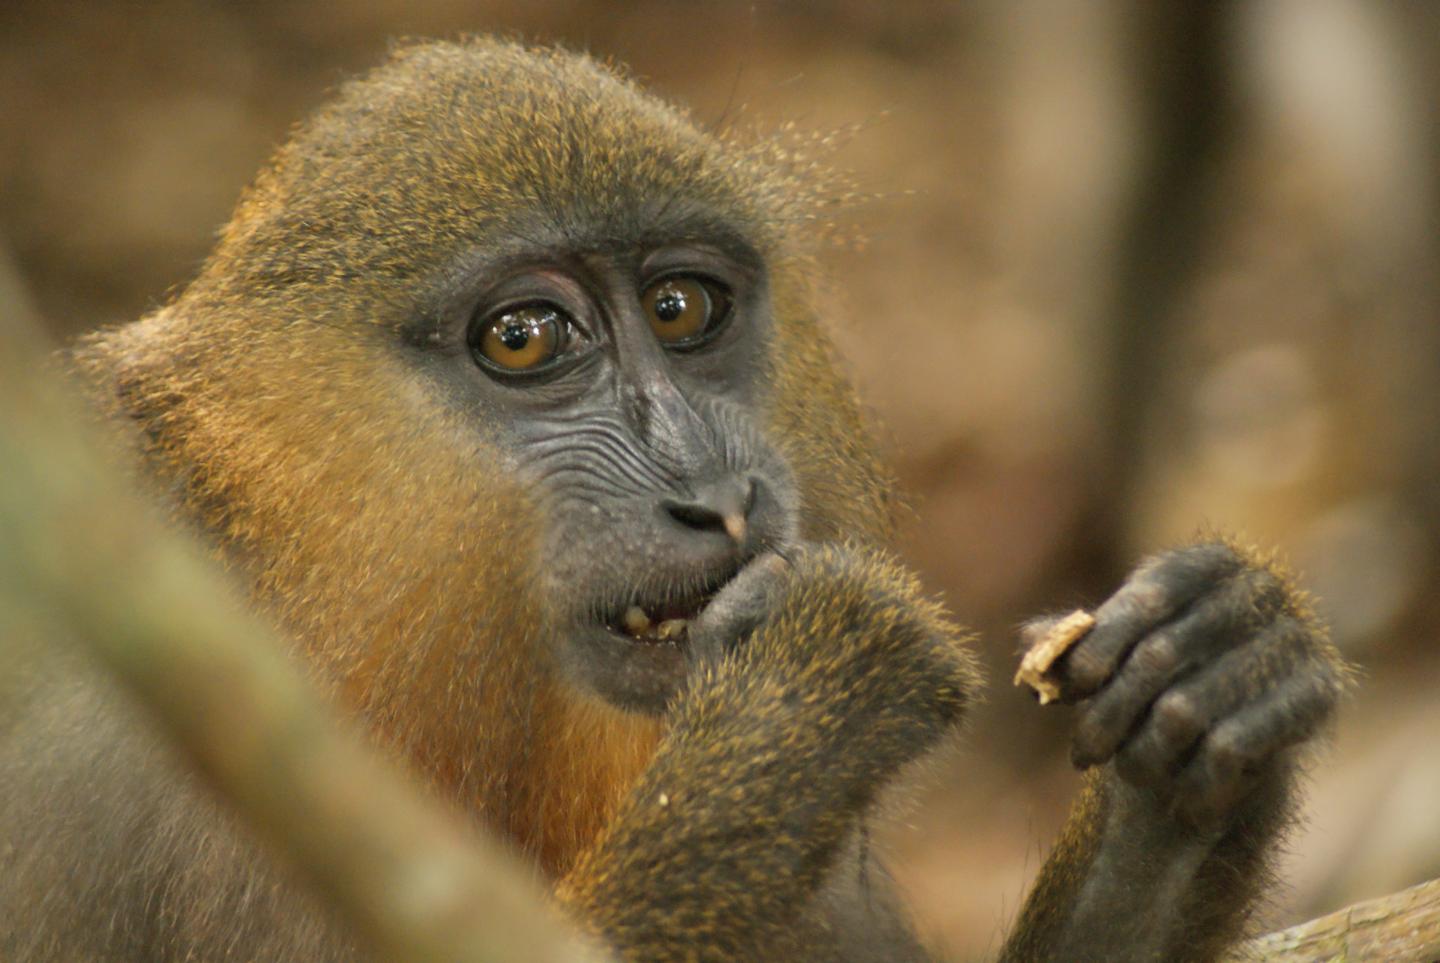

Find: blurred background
3;1;1438;957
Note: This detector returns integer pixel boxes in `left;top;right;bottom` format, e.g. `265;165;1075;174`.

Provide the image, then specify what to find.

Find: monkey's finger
1111;617;1314;786
1172;666;1340;823
1070;570;1278;768
687;552;789;666
1057;542;1245;699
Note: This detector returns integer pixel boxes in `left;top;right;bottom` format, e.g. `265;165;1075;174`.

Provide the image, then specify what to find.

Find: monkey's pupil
655;292;686;323
499;322;530;351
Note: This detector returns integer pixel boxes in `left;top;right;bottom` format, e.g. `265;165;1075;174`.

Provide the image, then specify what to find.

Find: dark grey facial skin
413;220;801;714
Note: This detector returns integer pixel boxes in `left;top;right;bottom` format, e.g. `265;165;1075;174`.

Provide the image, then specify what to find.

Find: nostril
664;500;722;531
661;476;755;545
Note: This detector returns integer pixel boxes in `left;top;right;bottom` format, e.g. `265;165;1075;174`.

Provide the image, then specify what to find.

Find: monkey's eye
469;303;569;373
641;276;732;346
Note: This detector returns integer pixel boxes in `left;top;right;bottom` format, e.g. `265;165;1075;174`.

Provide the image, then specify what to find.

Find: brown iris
642;276;723;344
472;304;564;371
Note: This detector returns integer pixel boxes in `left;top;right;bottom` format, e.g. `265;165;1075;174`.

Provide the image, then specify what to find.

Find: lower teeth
618;606;688;643
622;605;651;635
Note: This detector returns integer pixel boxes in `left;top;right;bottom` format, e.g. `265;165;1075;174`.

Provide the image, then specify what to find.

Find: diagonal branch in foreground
0;244;603;963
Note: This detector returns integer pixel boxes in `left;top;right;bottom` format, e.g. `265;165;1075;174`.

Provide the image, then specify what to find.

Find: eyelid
639;242;755;282
640;263;730;291
489;296;594;341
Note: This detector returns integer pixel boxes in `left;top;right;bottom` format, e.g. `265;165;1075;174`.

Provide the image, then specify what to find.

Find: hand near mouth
674;543;978;746
685;551;792;668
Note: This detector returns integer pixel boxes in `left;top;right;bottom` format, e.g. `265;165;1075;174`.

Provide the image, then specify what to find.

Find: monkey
0;37;1345;962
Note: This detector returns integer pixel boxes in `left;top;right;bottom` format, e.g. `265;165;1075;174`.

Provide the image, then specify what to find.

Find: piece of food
1013;609;1097;705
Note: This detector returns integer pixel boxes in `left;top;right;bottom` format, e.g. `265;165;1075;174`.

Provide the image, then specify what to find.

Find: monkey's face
414;226;802;713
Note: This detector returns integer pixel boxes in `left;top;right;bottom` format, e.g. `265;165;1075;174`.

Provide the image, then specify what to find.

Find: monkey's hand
685;542;980;769
1044;539;1348;822
1000;541;1349;963
561;544;979;961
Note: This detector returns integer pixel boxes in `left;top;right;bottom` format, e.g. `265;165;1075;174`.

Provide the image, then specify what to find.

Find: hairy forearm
999;766;1294;963
558;681;875;959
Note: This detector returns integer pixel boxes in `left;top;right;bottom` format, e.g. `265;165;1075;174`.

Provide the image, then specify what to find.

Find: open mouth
606;589;717;646
573;555;778;714
603;567;739;647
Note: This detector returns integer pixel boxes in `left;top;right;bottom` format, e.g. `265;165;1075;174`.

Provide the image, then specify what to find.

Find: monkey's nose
661;476;757;547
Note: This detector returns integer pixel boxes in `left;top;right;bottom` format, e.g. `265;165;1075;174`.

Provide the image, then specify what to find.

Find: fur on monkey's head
217;44;791;284
75;37;893;874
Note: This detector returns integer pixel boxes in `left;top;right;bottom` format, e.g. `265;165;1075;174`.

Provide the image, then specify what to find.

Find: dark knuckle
1153;692;1200;739
1134;634;1177;675
1207;731;1246;772
1063;649;1108;691
1104;580;1166;622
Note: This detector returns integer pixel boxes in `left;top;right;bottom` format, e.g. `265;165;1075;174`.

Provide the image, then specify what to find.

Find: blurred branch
1228;877;1440;962
0;239;600;962
983;0;1238;599
1078;0;1237;579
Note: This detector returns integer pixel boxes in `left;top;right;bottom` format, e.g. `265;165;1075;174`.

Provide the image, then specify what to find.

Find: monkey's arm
558;545;980;962
999;542;1346;963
